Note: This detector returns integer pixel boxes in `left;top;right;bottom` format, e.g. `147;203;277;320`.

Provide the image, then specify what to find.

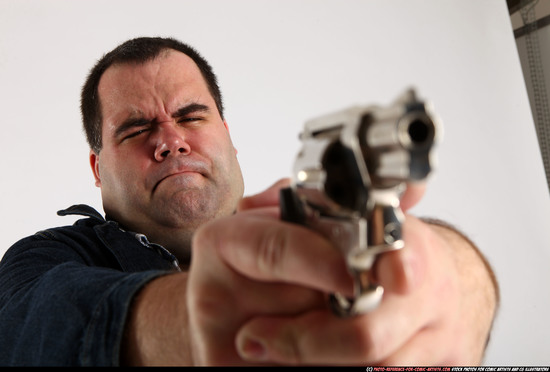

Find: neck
107;213;193;267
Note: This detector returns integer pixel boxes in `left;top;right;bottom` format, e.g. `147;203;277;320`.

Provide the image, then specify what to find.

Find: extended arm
120;181;499;366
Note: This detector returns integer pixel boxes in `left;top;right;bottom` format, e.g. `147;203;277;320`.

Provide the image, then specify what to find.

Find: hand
187;179;498;365
187;178;353;364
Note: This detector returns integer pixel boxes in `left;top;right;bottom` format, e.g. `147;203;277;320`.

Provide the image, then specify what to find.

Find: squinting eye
124;129;148;141
178;117;203;124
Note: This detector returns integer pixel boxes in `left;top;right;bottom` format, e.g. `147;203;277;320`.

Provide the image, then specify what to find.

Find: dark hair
81;37;224;153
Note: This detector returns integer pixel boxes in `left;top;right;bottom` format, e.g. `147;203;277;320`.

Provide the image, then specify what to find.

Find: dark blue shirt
0;204;180;366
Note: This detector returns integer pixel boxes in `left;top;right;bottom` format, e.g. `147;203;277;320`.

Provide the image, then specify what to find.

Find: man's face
90;50;244;257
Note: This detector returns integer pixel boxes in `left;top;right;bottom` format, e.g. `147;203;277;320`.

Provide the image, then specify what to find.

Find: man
0;37;498;366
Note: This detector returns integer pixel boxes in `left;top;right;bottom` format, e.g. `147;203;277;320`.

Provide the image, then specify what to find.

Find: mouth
150;157;211;194
152;170;205;193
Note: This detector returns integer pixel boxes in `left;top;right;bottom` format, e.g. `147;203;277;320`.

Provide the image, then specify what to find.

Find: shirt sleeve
0;235;170;366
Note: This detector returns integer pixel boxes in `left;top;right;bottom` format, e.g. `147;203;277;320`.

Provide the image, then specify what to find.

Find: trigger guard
329;285;384;317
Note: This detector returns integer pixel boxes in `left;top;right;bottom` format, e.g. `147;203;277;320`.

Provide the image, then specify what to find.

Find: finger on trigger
400;182;426;212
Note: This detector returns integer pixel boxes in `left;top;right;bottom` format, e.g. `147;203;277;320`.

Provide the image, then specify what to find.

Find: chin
155;192;216;226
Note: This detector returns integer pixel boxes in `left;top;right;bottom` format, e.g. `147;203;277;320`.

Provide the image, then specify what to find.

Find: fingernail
239;338;267;361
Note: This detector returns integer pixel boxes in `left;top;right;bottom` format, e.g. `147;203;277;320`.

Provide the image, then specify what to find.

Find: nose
153;124;191;162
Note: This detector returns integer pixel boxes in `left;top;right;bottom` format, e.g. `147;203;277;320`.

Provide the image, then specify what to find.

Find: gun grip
279;187;307;225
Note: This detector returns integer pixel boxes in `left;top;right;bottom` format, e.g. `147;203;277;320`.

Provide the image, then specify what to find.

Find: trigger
279;187;307;225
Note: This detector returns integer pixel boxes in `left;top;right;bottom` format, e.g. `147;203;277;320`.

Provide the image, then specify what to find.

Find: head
81;37;244;262
82;37;225;154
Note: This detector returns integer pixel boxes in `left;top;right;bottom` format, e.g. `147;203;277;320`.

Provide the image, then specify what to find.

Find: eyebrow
172;103;210;119
114;103;211;138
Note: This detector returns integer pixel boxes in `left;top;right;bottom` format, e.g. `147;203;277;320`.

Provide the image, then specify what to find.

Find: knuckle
256;226;288;278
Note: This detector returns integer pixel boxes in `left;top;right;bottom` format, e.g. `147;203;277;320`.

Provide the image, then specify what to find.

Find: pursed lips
151;161;209;193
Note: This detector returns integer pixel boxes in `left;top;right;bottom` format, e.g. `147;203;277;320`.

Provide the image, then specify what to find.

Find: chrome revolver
280;88;440;317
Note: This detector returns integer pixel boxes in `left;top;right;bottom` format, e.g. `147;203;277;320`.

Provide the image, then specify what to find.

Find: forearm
0;262;163;365
423;218;499;363
121;272;193;366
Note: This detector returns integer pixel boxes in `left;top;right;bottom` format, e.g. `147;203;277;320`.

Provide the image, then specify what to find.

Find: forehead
97;50;209;110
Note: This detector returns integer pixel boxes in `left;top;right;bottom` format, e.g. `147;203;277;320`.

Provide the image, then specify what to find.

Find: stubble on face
149;153;240;231
94;50;244;256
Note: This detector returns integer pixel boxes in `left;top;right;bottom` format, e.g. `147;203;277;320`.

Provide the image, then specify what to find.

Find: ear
89;150;102;187
223;120;239;155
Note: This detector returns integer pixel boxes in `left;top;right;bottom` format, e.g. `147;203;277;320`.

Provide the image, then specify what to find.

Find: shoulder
3;218;121;270
1;204;179;283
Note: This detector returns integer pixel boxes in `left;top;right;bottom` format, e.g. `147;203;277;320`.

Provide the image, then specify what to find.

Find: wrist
121;272;192;366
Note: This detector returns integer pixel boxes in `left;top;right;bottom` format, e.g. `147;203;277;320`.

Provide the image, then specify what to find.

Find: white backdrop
1;0;549;365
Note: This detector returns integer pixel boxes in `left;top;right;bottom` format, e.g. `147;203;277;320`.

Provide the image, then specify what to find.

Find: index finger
400;182;426;212
239;178;425;213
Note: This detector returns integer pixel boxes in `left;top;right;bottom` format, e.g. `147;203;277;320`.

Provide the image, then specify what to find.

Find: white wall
0;0;548;365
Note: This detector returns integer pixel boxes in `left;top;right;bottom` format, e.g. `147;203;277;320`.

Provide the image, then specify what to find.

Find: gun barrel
363;107;437;186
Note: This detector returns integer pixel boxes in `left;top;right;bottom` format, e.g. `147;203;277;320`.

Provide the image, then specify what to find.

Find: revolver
280;88;440;317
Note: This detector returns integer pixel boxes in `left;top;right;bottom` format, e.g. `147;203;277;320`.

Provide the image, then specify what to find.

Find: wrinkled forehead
98;50;204;97
97;51;213;126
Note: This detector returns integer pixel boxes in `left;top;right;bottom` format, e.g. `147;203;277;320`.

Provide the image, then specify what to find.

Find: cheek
99;155;145;195
206;138;238;173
